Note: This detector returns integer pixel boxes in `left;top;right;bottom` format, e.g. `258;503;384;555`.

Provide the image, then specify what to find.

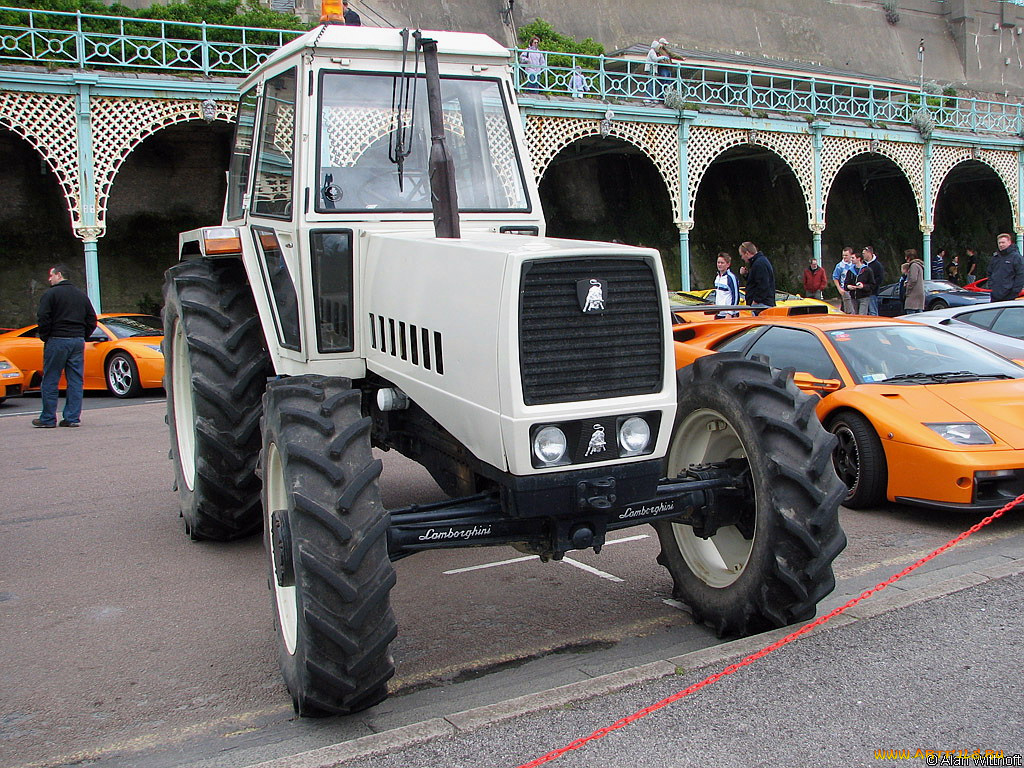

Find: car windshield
827;325;1024;384
317;73;529;213
101;315;163;339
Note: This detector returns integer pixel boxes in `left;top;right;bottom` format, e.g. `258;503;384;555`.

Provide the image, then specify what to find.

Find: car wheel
653;353;847;638
927;299;948;311
163;258;272;541
105;351;142;398
828;411;887;509
263;375;397;716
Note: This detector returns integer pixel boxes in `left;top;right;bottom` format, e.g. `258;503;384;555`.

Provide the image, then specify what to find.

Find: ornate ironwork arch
819;137;923;229
90;96;237;233
0;91;82;230
928;146;1020;230
686;126;815;227
524;114;681;220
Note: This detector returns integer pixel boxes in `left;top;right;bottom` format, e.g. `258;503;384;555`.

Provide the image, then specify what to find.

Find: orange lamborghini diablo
672;307;1024;511
0;314;164;399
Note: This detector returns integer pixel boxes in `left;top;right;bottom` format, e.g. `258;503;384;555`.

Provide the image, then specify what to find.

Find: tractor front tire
163;258;272;541
654;353;847;638
262;375;397;716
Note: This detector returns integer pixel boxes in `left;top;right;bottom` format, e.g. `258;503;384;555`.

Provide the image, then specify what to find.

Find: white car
903;300;1024;362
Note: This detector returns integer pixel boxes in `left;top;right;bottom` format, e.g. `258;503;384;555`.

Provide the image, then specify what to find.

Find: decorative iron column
810;121;829;265
676;109;698;291
921;138;933;280
1018;147;1024;253
73;73;102;311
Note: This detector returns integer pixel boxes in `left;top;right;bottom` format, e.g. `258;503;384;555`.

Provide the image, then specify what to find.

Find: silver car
903;300;1024;361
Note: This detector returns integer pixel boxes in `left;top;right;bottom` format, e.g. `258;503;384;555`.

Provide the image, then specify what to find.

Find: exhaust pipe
415;32;461;239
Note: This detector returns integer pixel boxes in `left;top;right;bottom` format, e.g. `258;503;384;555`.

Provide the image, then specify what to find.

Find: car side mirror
88;331;109;342
792;372;842;396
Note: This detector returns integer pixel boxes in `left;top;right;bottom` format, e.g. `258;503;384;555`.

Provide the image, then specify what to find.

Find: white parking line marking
443;555;536;575
662;598;690;612
442;533;648;577
561;557;624;582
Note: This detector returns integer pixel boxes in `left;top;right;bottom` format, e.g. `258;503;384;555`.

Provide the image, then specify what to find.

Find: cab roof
242;24;511;88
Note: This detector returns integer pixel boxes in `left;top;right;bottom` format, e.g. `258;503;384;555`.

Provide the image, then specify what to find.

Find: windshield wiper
882;371;1014;383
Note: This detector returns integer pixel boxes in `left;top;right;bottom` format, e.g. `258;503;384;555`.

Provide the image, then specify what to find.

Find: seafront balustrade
0;5;1021;135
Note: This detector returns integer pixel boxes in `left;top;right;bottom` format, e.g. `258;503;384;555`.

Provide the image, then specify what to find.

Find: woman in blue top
713;252;740;317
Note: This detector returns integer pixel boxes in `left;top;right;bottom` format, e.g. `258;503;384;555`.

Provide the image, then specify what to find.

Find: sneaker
32;419;56;429
58;420;80;428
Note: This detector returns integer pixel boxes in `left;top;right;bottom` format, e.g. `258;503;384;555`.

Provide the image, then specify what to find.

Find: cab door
246;66;304;362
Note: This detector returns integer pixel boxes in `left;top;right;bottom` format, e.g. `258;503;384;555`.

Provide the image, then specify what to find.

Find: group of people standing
712;242;777;315
830;246;889;315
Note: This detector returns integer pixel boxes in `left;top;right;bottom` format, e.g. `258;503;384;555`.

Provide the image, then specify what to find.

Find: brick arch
929;147;1020;228
525;114;681;220
687;126;814;227
90;96;237;233
0;91;82;230
819;137;923;229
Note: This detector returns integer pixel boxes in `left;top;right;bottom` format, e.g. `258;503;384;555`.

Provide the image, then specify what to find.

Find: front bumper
883;439;1024;511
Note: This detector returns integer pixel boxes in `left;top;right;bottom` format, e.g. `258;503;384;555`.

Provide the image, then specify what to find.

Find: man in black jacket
738;241;776;307
988;233;1024;302
32;264;97;428
862;245;885;316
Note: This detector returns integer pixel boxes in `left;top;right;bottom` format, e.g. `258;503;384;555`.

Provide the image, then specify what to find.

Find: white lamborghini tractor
163;19;845;716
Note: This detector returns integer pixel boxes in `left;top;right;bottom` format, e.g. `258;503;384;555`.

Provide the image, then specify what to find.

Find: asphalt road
2;395;1022;768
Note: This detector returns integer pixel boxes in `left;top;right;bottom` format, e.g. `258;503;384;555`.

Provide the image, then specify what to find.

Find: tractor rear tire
262;375;397;716
163;258;272;541
654;353;847;638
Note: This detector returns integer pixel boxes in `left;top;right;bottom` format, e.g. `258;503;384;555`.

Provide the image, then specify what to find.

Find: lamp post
918;38;925;91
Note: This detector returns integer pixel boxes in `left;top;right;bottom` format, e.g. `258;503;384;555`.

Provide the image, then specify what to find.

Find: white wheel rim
171;320;196;491
266;442;298;655
666;407;755;588
108;356;132;395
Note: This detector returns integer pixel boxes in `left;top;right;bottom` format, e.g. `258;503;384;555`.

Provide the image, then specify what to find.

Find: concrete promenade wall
253;0;1024;99
102;1;1024;97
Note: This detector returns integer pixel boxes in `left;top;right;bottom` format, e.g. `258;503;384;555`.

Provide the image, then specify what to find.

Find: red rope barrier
517;494;1024;768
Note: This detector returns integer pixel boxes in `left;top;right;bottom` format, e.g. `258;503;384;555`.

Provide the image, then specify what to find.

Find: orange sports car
673;307;1024;511
0;353;25;404
0;314;164;398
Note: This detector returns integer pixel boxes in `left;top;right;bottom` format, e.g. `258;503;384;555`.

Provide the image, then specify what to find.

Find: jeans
868;294;880;316
40;336;85;425
840;293;856;314
855;297;871;315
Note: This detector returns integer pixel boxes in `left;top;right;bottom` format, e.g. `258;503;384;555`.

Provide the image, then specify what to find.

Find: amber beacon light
320;0;344;24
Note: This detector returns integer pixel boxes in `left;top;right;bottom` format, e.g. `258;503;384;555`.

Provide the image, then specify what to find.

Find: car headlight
145;344;163;354
618;416;652;456
0;360;11;370
532;426;568;466
924;422;994;445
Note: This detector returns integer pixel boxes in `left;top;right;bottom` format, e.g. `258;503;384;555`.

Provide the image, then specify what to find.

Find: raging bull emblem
584;424;607;456
577;278;607;313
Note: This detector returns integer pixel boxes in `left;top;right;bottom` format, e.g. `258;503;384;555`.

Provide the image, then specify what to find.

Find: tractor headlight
533;426;568;465
924;422;994;445
618;416;652;456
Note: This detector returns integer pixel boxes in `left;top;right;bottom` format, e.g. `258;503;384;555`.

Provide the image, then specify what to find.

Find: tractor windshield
316;73;530;213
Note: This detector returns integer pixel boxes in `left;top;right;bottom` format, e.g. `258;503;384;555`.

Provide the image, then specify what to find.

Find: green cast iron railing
0;5;1020;136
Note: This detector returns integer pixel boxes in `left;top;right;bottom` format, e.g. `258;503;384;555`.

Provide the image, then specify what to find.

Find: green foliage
517;18;603;57
0;0;307;35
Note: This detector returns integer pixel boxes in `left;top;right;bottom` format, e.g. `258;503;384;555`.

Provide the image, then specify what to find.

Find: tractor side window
252;227;301;350
746;326;838;380
252;68;297;219
310;231;354;353
226;86;259;220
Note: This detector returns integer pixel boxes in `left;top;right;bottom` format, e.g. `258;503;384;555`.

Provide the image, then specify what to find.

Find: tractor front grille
519;257;664;405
